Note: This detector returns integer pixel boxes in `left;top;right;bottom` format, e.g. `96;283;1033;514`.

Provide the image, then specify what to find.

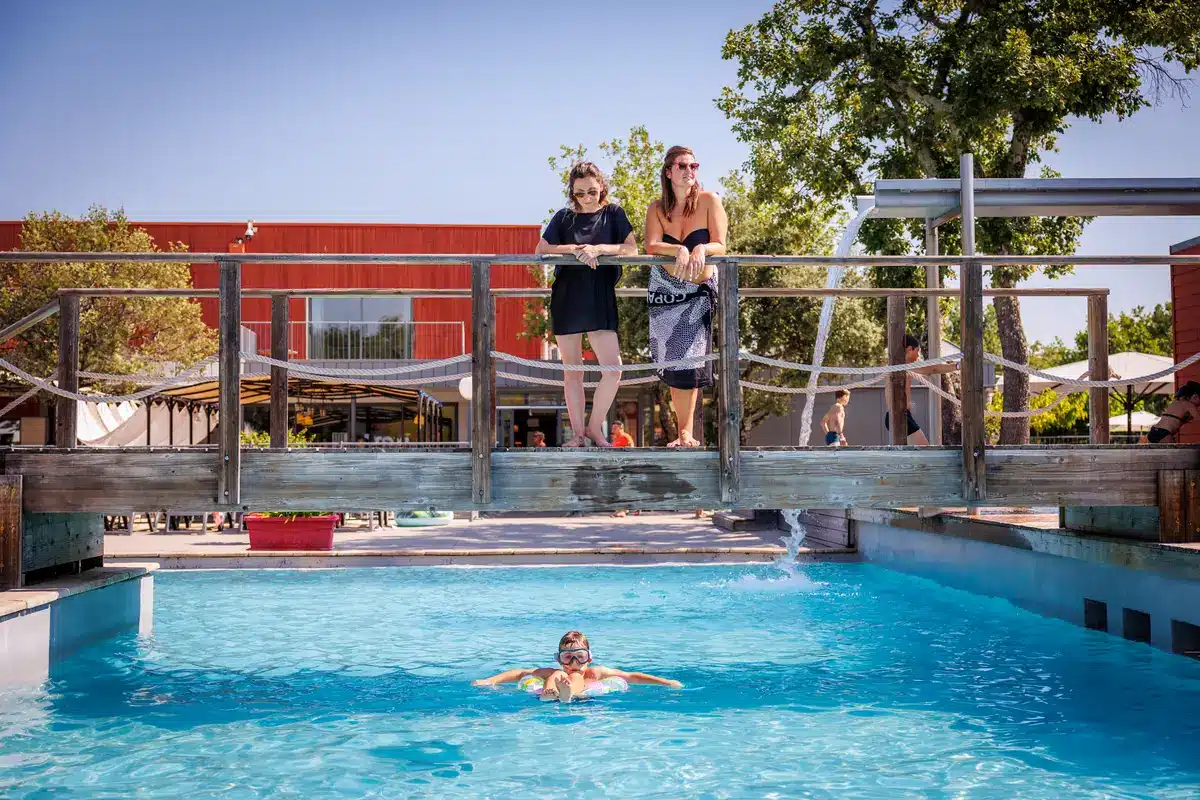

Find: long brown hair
566;161;610;212
659;145;699;221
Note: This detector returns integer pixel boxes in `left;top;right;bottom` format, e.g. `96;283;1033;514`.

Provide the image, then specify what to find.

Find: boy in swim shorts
821;389;850;446
471;630;682;702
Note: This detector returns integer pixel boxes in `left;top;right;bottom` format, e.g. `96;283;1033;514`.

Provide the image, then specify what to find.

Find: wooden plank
471;260;494;505
6;451;218;512
218;259;242;506
240;451;472;510
1088;293;1110;444
21;512;103;573
1064;506;1159;541
1188;470;1199;543
988;448;1200;507
740;448;965;508
960;155;986;502
54;294;80;449
925;220;943;445
0;475;20;590
794;509;850;533
887;295;908;446
269;293;289;449
717;260;741;504
1160;470;1188;543
7;251;1200;266
3;446;1195;513
491;450;720;511
0;300;58;346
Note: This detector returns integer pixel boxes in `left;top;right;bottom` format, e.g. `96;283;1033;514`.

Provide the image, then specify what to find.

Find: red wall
0;220;544;359
1171;238;1200;444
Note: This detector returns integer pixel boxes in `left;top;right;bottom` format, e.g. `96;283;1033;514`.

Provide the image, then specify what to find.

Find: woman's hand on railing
671;247;690;280
686;245;706;283
575;245;602;269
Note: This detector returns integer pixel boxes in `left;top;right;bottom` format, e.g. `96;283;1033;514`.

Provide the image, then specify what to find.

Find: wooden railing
4;246;1197;513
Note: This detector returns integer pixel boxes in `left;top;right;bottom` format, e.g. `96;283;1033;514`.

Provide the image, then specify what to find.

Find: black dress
541;204;633;336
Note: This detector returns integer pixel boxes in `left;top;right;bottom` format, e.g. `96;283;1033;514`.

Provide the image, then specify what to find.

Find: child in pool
471;630;682;702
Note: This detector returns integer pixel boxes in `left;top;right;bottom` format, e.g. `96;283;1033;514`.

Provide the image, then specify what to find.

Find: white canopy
1108;410;1160;432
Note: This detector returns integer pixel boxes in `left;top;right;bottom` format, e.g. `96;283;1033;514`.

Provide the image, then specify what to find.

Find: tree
529;127;884;443
720;0;1199;443
0;206;216;388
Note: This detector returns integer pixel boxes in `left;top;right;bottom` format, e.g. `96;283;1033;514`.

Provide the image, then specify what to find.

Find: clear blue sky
3;0;1197;346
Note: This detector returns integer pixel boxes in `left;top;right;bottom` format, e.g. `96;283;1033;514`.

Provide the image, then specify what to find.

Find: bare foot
586;428;614;448
562;435;588;448
676;434;701;448
694;509;712;519
611;510;628;518
554;673;574;703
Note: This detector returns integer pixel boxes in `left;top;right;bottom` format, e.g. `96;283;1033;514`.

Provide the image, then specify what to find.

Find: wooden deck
3;444;1196;514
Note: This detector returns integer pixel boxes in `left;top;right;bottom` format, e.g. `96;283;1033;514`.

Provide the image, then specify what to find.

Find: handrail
53;286;1109;299
0;301;59;345
3;251;1200;266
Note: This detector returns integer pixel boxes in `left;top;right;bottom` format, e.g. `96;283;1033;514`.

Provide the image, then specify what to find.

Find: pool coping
107;546;856;569
0;562;157;622
851;508;1200;582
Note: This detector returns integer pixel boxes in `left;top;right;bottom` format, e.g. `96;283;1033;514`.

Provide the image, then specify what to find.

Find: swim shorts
825;431;840;446
884;409;920;437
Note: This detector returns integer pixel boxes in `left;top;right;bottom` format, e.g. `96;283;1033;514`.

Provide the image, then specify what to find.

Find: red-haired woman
644;146;728;447
535;161;638;447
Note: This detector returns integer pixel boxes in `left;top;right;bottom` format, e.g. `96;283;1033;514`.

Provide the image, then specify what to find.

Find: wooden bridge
1;249;1197;529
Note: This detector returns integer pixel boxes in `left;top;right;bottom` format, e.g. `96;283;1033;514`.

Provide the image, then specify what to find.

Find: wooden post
167;398;175;445
218;259;242;506
1159;470;1199;543
1088;292;1110;444
471;259;494;505
959;153;987;502
270;293;290;449
886;295;908;445
189;402;195;445
925;219;943;445
0;475;21;590
55;293;80;449
717;260;741;504
349;396;358;441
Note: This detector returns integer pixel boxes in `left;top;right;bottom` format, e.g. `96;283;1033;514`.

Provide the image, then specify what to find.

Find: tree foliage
528;126;884;443
720;0;1199;443
0;206;216;386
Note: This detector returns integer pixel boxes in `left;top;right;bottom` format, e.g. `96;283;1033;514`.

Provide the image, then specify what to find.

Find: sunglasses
673;162;700;172
557;648;591;664
572;189;601;199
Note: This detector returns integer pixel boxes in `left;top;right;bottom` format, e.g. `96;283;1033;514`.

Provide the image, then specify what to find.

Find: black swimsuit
1147;410;1192;443
647;229;716;390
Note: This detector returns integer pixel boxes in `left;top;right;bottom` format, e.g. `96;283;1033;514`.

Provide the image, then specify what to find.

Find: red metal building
1171;235;1200;444
0;220;545;361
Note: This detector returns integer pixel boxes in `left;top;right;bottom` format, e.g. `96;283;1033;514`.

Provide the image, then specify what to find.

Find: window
308;297;414;360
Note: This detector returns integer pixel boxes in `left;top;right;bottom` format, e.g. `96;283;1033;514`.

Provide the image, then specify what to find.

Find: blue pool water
3;564;1200;798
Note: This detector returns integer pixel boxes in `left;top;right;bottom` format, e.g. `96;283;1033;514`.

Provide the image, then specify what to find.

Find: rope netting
2;349;1196;422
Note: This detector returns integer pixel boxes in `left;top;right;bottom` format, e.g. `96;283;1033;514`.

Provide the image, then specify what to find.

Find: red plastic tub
245;514;338;551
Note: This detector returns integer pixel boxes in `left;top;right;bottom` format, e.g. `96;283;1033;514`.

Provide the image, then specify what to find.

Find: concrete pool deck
102;513;853;568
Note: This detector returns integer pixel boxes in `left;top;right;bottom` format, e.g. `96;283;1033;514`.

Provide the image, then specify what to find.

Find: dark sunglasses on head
572;189;600;199
674;162;700;172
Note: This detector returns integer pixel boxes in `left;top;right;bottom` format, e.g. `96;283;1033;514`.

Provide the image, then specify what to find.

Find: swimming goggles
557;648;591;664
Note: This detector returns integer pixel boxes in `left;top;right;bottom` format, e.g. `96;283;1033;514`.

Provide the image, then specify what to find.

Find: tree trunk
991;279;1030;444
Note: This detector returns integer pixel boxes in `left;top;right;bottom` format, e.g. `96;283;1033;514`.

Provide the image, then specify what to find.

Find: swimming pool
3;564;1199;798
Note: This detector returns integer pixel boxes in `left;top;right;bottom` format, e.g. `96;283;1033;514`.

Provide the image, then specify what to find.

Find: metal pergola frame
869;162;1200;444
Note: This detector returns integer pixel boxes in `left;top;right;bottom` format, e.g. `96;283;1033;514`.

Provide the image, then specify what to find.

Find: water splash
728;510;820;592
798;198;877;445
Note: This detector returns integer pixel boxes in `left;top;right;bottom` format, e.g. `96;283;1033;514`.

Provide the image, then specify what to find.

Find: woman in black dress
535;161;637;447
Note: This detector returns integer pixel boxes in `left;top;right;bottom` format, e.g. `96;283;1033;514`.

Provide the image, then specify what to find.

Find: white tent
1108;410;1160;432
78;401;213;446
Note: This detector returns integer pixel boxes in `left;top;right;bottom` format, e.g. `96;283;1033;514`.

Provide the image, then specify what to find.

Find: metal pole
959;153;987;502
925;219;943;445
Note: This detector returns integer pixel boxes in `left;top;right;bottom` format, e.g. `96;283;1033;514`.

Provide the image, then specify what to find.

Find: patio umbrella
1108;410;1160;432
996;351;1175;435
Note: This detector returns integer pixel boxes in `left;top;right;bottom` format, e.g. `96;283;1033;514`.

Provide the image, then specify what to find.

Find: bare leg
556;334;587;447
908;430;929;446
668;387;700;447
540;669;574;702
585;330;621;447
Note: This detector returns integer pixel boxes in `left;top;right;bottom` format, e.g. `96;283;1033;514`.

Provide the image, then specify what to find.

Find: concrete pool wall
851;509;1200;658
0;565;155;685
